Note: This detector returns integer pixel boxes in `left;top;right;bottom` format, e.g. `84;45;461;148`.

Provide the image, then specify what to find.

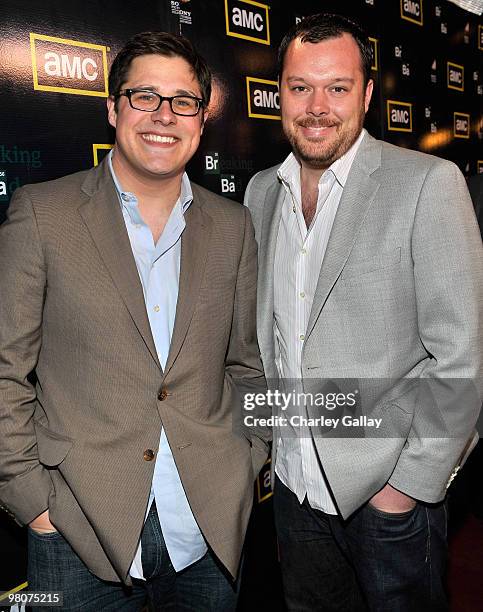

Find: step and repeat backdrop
0;0;482;608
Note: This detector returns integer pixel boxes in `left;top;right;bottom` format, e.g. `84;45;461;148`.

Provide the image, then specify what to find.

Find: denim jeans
27;502;238;611
273;476;448;612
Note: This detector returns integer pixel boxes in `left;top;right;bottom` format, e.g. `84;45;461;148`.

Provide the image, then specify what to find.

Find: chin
297;145;338;166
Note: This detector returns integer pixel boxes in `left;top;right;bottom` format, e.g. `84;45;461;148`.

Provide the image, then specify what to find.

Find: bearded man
244;12;483;611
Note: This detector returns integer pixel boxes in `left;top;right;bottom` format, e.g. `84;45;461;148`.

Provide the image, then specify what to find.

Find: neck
300;164;325;192
298;163;324;229
112;151;182;212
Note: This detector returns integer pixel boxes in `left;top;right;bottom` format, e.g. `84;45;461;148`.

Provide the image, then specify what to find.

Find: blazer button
158;387;168;401
143;449;155;461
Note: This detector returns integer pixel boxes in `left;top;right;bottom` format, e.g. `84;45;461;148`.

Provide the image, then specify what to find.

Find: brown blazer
0;159;269;584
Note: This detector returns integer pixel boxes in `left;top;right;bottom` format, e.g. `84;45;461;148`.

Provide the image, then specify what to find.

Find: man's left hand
369;483;417;513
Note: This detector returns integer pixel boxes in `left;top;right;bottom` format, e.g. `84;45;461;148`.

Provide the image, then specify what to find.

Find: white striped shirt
274;129;366;514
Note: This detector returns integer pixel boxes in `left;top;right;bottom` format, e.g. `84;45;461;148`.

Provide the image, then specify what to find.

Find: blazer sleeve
389;159;483;502
0;187;53;524
225;206;271;472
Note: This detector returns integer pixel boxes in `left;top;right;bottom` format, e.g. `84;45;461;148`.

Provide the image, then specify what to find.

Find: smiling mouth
141;134;178;144
300;125;336;138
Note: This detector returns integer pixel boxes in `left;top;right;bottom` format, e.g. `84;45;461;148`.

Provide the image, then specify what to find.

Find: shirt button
153;305;160;312
143;449;155;461
300;334;305;341
300;292;305;299
158;388;168;401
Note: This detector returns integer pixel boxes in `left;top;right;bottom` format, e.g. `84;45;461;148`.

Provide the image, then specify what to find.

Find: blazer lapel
78;161;159;368
163;185;212;377
257;180;284;362
305;135;382;343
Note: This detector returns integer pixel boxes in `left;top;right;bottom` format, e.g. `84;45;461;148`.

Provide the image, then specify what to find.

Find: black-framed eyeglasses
116;88;204;116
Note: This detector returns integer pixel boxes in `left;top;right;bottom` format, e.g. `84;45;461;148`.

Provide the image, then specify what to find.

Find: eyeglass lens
129;91;200;115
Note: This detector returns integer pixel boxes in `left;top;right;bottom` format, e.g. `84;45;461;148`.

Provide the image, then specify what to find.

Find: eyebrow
286;76;355;85
129;85;200;97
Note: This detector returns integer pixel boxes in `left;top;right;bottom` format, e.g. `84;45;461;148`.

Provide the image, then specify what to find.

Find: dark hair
277;13;372;86
108;31;212;109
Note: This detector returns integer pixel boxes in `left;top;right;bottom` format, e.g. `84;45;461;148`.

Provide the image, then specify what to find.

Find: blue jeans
27;503;238;611
273;476;448;611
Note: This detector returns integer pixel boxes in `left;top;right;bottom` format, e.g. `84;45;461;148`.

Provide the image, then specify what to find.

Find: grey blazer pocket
34;421;73;467
341;247;401;280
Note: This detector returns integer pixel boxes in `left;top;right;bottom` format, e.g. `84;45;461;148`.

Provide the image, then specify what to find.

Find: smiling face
280;33;373;171
107;53;206;187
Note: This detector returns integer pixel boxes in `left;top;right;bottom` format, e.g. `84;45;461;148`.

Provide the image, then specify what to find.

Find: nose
306;89;330;116
151;99;176;124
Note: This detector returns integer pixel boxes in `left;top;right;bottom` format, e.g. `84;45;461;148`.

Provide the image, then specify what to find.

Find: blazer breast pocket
340;247;401;280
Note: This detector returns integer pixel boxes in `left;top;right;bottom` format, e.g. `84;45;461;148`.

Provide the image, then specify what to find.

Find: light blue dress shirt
108;152;207;577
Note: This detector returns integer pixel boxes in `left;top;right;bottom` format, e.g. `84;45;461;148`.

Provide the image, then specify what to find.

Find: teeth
142;134;176;143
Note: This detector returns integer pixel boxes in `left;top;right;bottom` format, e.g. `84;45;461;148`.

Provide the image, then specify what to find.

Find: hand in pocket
29;509;58;534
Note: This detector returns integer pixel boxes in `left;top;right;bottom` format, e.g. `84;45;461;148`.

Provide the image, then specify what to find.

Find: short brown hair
109;31;212;109
278;13;372;86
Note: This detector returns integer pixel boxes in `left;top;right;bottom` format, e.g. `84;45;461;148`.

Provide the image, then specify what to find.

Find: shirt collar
277;128;367;191
107;148;193;214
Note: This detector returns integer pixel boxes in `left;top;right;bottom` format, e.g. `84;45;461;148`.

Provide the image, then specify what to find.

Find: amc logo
225;0;270;45
93;144;113;166
453;113;470;139
400;0;423;26
369;37;378;71
447;62;464;92
387;100;413;132
30;33;109;97
246;77;280;120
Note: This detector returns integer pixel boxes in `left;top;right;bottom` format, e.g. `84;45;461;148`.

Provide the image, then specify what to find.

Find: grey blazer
245;132;483;518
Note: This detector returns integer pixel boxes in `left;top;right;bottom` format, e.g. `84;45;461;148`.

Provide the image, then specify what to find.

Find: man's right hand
29;510;57;534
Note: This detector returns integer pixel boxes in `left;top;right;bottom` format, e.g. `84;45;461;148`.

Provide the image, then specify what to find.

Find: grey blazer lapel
305;135;382;343
257;180;284;366
78;160;159;368
163;185;212;377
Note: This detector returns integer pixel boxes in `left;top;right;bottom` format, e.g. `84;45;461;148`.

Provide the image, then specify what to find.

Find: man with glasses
0;31;268;610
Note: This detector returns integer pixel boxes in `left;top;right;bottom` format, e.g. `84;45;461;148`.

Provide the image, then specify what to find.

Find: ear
364;79;374;113
200;108;209;135
107;96;117;129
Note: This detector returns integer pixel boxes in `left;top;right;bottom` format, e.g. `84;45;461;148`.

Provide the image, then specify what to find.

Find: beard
283;110;365;169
